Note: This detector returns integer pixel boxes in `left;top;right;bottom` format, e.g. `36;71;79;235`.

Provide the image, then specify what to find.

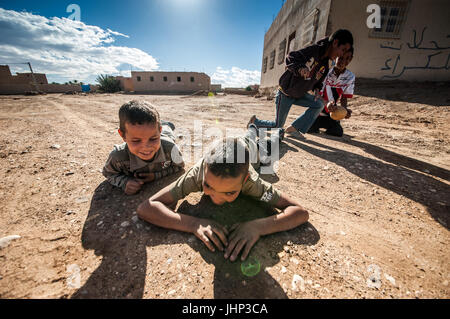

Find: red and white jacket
320;67;355;113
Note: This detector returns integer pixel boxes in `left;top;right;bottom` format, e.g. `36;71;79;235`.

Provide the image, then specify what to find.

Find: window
163;76;168;82
278;39;287;65
269;50;276;70
177;76;181;82
370;0;410;39
300;8;320;48
263;57;268;73
137;76;141;82
190;76;195;82
287;31;296;53
150;76;154;82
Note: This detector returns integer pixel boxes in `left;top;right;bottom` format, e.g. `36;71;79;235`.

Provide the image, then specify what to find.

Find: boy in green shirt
137;131;309;262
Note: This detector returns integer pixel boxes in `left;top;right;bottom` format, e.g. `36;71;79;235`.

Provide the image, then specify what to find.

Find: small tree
96;74;121;93
245;86;252;91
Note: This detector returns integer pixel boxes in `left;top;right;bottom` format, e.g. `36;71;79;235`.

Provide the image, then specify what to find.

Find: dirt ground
0;80;449;299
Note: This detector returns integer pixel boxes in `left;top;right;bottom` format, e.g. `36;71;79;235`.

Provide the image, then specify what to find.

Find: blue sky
0;0;283;86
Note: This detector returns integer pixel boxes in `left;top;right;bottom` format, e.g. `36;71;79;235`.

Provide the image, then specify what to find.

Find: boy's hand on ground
193;219;228;253
345;108;352;119
124;179;144;195
224;221;261;262
135;172;155;183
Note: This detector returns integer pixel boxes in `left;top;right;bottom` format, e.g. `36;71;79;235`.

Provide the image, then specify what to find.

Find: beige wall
14;73;48;84
116;76;134;91
0;65;48;85
260;0;332;91
0;84;81;94
131;71;210;93
328;0;450;81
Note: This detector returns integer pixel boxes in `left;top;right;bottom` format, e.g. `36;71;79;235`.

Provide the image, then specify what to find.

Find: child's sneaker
162;121;175;131
286;129;305;139
247;115;256;128
248;123;259;137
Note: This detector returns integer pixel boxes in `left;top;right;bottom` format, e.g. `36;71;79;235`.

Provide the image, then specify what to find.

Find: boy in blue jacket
249;29;353;138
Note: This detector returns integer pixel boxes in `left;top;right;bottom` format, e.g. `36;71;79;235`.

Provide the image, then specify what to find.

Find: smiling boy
102;100;184;195
137;136;309;262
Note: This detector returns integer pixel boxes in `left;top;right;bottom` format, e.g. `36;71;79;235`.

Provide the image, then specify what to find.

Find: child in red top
308;47;355;137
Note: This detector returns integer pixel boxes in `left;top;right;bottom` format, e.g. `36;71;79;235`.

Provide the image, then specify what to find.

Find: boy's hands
327;101;337;112
314;88;324;102
135;172;155;183
193;219;228;253
124;179;144;195
299;67;310;80
224;221;261;262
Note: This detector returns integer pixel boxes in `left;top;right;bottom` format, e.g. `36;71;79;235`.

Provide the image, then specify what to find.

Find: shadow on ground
284;135;450;229
355;79;450;107
72;174;319;299
177;195;319;299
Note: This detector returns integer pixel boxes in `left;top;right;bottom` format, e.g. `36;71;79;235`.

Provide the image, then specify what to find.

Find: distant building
260;0;449;93
117;71;211;93
0;65;81;95
210;84;222;92
0;65;48;84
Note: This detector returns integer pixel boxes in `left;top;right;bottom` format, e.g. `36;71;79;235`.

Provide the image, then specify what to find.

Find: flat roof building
117;71;211;94
260;0;449;92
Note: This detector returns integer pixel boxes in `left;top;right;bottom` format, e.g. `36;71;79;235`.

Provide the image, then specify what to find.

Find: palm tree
96;74;121;93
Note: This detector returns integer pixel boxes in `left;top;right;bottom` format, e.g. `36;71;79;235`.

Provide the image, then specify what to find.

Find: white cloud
210;66;261;88
0;8;158;83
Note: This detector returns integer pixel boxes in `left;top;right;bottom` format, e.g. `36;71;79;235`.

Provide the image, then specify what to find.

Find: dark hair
119;100;160;135
204;137;250;179
329;29;353;47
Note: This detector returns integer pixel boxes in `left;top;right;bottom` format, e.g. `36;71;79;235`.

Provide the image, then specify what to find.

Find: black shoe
248;123;259;137
162;121;175;131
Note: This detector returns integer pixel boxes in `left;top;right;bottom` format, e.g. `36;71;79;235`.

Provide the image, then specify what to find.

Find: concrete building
260;0;450;92
0;65;82;94
118;71;211;94
0;65;48;84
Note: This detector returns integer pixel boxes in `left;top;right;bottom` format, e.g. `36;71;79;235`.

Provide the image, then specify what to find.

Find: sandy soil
0;80;449;299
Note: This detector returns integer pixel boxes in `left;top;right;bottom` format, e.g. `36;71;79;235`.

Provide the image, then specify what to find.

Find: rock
167;258;172;264
50;144;61;149
290;257;300;265
384;273;396;286
120;221;130;227
0;235;21;248
131;216;139;223
280;266;287;274
291;274;305;292
167;289;176;295
367;264;382;289
75;197;88;204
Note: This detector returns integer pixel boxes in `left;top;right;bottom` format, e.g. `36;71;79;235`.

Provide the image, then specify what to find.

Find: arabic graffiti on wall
380;27;450;79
